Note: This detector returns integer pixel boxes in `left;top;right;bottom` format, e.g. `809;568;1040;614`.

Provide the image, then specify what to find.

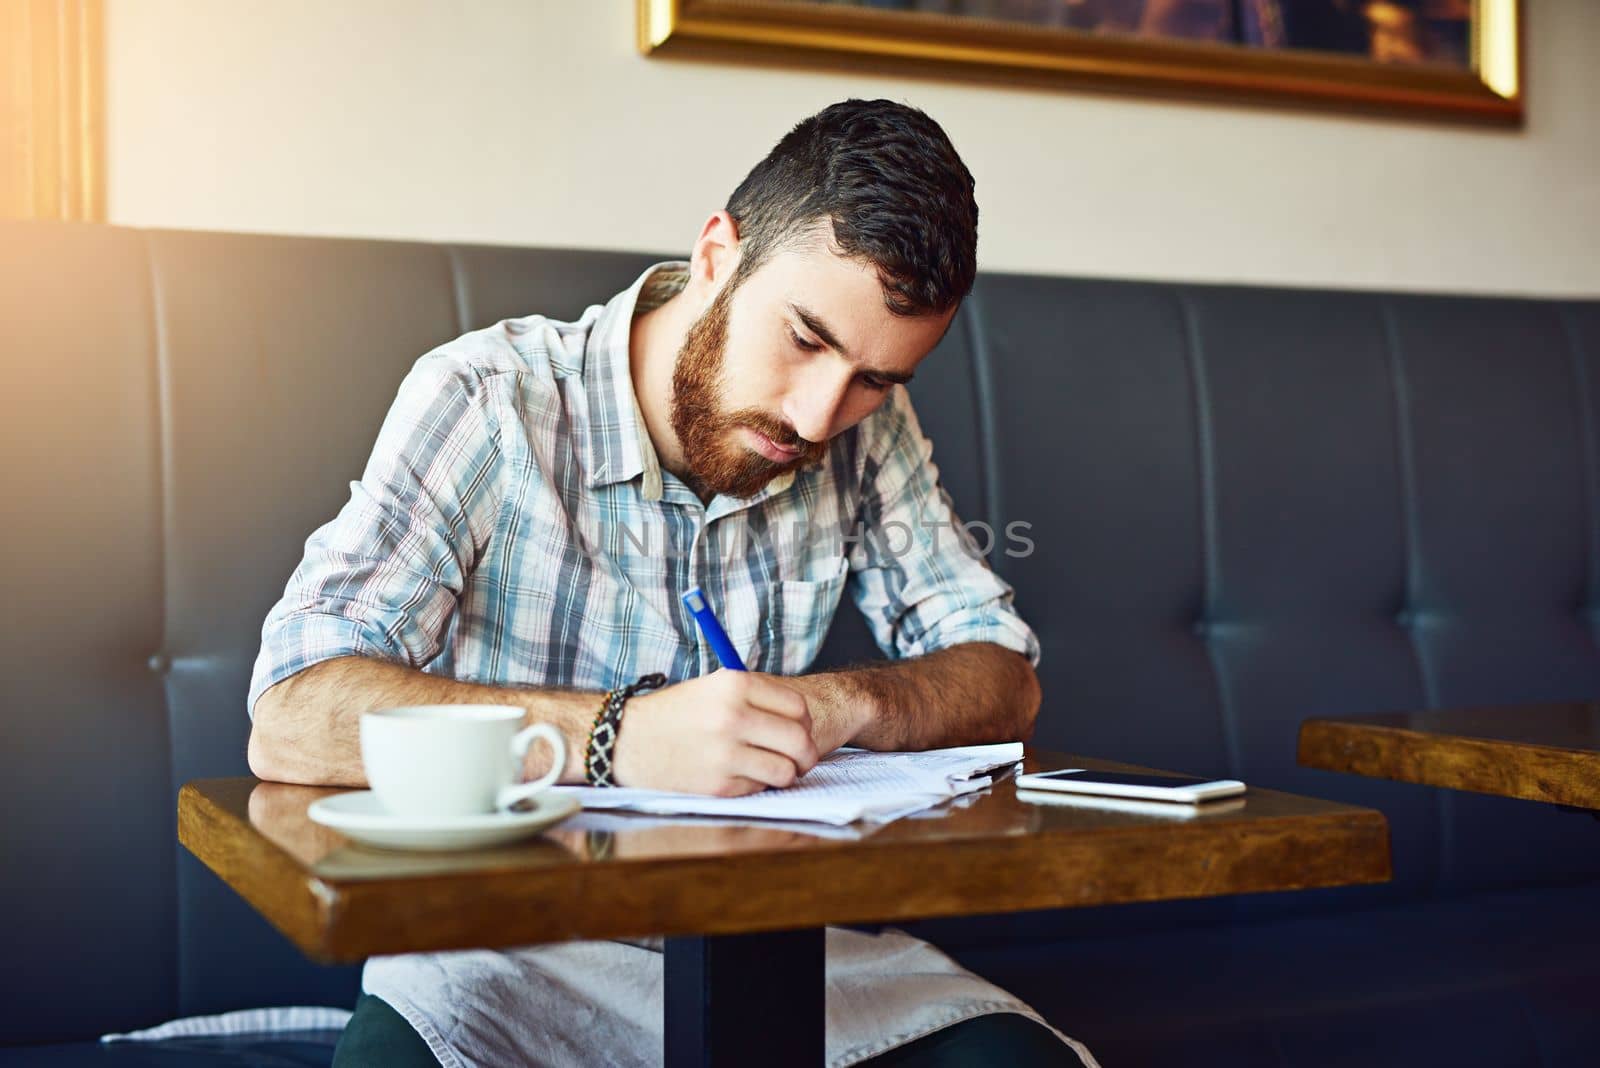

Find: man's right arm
249;655;822;797
248;655;601;787
246;352;820;796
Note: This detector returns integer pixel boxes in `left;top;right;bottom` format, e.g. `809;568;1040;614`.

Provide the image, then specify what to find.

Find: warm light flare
0;0;104;222
1477;0;1519;100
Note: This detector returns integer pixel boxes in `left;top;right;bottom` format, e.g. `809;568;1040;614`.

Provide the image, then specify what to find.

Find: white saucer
308;790;581;852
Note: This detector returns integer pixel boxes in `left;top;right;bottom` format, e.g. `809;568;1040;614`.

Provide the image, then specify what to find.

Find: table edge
1297;717;1600;808
178;778;1392;962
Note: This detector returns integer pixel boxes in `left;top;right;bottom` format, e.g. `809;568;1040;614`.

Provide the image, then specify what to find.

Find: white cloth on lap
100;1006;353;1043
364;926;1099;1068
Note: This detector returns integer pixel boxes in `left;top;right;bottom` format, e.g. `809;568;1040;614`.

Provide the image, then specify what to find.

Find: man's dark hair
725;99;978;316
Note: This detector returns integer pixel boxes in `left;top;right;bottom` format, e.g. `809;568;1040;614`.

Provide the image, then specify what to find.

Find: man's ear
688;210;742;296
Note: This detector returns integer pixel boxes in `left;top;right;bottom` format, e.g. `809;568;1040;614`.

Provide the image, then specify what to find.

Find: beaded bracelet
584;672;667;787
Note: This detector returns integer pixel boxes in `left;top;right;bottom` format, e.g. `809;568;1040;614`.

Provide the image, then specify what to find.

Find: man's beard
669;279;828;500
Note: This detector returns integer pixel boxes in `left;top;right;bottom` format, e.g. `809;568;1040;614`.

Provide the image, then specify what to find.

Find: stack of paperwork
554;742;1022;826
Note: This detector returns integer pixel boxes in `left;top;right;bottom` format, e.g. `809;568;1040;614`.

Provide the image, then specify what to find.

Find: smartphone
1012;768;1246;805
1015;789;1248;819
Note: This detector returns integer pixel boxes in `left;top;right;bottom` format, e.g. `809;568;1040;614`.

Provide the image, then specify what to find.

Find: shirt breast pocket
765;557;850;676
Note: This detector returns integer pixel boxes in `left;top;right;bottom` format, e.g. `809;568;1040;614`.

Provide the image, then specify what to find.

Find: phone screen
1030;770;1206;788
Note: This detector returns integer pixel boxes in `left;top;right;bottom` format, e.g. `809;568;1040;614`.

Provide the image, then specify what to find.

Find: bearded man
246;98;1093;1068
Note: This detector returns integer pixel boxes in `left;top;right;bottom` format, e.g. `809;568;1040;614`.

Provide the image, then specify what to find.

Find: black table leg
664;927;825;1067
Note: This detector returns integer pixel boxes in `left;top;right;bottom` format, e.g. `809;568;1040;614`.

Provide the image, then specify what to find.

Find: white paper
556;808;878;841
552;742;1022;826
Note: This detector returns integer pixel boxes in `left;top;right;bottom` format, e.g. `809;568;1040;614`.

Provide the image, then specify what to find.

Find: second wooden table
1298;702;1600;809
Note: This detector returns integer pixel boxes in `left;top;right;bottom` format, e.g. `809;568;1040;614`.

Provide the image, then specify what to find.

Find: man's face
670;240;955;500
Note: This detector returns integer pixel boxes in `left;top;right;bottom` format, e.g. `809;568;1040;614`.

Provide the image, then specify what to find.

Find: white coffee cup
359;705;566;820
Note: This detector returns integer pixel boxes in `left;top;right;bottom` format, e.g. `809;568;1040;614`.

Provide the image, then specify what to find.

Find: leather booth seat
3;221;1597;1066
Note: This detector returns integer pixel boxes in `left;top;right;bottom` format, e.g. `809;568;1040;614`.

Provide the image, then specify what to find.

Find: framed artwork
638;1;1521;125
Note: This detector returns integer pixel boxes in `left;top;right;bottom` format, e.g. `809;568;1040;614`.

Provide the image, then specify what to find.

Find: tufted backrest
980;276;1600;920
2;221;1597;1043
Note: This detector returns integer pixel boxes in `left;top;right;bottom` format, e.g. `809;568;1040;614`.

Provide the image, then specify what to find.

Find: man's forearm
247;643;1039;789
794;642;1040;752
247;656;600;787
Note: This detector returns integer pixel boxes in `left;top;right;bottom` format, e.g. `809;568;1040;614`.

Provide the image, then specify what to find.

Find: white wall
106;0;1599;297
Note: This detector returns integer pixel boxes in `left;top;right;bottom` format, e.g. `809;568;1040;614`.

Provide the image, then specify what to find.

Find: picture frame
638;1;1521;126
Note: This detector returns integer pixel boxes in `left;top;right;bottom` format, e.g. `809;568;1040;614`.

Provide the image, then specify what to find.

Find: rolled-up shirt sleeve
846;386;1041;668
247;354;506;716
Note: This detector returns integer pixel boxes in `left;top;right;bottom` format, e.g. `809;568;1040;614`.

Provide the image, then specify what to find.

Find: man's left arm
790;386;1043;753
793;641;1039;753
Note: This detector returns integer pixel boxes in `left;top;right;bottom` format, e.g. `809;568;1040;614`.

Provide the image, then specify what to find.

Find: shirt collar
581;261;796;507
581;262;683;501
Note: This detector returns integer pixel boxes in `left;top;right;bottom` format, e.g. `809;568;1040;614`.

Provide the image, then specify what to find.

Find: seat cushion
950;881;1600;1068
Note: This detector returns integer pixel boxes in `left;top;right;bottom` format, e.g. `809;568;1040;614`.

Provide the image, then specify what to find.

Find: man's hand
611;669;820;796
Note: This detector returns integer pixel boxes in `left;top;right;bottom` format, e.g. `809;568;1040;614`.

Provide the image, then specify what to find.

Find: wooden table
180;749;1390;1067
1298;702;1600;809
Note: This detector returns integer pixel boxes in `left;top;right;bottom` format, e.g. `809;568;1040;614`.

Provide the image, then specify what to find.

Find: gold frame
639;0;1521;126
1;0;105;222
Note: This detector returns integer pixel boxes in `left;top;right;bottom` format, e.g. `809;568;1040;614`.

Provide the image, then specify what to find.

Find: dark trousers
333;993;1082;1067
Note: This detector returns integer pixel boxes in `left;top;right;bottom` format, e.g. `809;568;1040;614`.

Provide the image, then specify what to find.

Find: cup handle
497;723;567;812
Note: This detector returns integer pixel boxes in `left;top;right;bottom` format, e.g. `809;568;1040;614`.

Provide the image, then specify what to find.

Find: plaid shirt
248;263;1038;714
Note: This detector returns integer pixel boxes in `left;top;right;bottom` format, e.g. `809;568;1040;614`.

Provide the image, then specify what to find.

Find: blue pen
682;587;748;671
